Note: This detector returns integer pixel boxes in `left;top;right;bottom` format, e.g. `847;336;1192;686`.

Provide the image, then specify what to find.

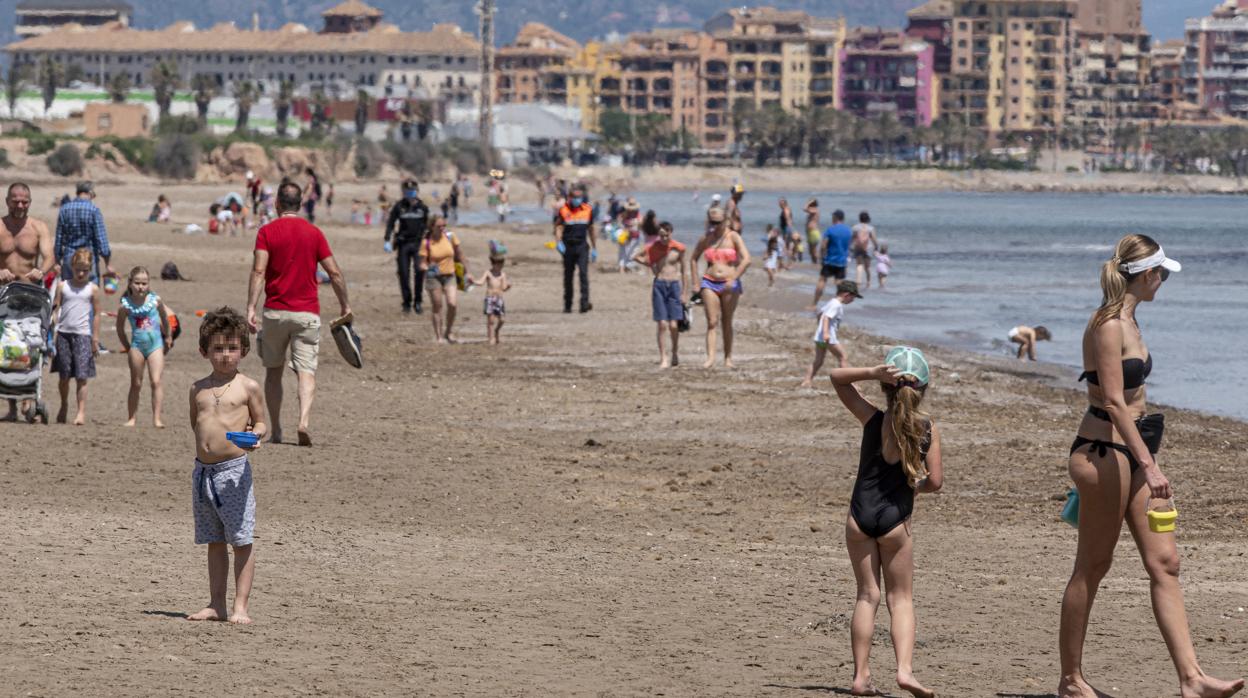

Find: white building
6;0;482;106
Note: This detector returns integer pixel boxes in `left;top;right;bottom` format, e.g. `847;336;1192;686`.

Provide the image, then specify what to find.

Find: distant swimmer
1006;324;1051;361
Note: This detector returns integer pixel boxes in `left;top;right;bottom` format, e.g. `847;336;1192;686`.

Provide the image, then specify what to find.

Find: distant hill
0;0;917;47
0;0;1207;49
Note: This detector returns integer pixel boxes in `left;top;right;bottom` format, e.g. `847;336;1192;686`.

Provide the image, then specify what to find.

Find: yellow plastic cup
544;240;557;250
616;231;630;245
1147;498;1178;533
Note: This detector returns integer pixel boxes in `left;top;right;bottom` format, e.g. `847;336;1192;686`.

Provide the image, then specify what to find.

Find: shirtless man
1;182;55;420
725;184;745;233
633;221;690;368
850;211;879;289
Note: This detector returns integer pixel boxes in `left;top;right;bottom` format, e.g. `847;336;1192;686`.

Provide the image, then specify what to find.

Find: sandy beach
1;181;1245;696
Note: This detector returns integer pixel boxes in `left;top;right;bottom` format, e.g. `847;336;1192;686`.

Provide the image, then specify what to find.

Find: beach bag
1061;488;1080;528
678;303;692;333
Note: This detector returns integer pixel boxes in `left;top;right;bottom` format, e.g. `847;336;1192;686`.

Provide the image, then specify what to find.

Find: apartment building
1149;39;1186;116
15;0;131;39
600;30;712;145
1067;0;1152;147
941;0;1074;136
704;6;846;113
1183;0;1248;119
905;0;954;75
6;1;481;106
839;28;938;127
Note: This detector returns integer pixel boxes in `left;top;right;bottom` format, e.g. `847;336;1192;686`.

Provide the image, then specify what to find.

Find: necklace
211;380;233;407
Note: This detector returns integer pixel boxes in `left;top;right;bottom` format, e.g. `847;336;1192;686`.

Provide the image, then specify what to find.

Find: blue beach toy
226;431;259;449
1061;488;1080;528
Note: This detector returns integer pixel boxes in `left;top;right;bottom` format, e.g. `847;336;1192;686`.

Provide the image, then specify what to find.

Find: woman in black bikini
1059;234;1243;698
830;347;942;698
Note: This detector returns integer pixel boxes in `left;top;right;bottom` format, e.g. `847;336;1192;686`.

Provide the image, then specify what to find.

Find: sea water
468;190;1247;420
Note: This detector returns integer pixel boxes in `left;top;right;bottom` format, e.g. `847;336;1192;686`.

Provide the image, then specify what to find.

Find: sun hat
885;346;930;387
731;183;745;194
836;279;864;298
488;239;508;259
1121;246;1181;275
625;197;640;210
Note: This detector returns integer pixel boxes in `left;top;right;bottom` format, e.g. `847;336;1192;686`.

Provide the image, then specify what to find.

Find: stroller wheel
24;405;37;424
35;402;49;425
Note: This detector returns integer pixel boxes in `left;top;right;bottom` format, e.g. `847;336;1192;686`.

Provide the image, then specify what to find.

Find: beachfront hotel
5;0;482;105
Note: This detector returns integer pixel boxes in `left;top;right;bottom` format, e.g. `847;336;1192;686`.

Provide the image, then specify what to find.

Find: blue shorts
651;279;683;322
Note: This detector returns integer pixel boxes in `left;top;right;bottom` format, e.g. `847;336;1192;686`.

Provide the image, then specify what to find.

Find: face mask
570;197;583;207
404;190;418;199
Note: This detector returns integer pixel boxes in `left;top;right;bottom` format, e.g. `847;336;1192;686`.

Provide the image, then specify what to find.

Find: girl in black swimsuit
830;347;943;698
1058;234;1243;698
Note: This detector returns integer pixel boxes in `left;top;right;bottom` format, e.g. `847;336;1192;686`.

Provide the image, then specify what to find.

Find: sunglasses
1160;268;1171;282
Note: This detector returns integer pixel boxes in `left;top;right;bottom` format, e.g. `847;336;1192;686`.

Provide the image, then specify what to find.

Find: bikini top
704;246;739;265
1079;354;1152;390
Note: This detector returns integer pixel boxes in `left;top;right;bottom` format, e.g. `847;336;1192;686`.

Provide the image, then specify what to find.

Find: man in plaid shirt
54;181;115;281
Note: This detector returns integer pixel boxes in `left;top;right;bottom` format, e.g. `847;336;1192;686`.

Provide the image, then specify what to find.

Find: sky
1144;0;1217;40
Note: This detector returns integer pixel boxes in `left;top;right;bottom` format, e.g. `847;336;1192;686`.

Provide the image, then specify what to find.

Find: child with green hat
828;346;943;698
468;240;512;345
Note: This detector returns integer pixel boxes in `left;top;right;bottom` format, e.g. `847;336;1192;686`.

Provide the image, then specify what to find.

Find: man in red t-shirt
245;182;350;446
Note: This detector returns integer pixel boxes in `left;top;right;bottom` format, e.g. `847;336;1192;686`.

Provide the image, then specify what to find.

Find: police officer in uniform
384;178;431;314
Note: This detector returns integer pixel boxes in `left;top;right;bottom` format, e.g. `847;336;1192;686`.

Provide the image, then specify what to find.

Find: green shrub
26;132;56;156
46;143;84;176
155;114;201;136
441;139;493;175
152;134;200;180
382;139;436;178
102;136;153;169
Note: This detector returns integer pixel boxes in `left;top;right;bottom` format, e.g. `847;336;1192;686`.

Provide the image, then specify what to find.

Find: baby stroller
0;282;52;424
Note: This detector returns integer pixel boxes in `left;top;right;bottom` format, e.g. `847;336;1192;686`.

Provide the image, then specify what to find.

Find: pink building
837;29;937;127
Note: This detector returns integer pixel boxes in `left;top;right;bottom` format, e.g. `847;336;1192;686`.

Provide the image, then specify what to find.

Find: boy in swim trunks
469;241;512;345
187;307;267;624
633;221;689;368
801;280;863;388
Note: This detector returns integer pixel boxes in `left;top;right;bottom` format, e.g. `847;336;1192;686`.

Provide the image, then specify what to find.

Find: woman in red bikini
689;207;750;368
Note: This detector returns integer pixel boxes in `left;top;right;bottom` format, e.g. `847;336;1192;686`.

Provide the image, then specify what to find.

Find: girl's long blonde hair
883;382;930;488
1092;234;1159;328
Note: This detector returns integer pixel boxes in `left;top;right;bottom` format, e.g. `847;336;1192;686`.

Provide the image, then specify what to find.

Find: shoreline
553;164;1248;196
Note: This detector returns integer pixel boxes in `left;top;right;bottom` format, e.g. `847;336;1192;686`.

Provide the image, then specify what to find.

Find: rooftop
906;0;953;20
16;0;132;10
321;0;382;18
6;19;478;55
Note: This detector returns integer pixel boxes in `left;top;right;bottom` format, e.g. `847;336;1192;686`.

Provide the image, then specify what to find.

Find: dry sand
2;182;1246;696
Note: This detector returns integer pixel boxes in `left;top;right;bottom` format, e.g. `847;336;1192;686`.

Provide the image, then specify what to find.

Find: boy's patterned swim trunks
192;454;256;546
483;295;505;316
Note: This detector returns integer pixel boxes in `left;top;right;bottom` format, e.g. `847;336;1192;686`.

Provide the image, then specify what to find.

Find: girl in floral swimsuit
115;266;171;427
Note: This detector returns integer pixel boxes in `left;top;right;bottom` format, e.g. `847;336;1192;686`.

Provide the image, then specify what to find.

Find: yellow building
945;0;1074;135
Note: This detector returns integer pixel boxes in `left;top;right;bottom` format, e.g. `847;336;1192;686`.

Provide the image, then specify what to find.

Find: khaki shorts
258;309;320;373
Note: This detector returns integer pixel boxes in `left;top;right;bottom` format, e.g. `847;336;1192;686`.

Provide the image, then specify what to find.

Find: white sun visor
1121;247;1181;274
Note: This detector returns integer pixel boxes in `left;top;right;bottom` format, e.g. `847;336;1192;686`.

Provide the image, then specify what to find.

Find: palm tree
39;56;63;117
5;63;27;118
354;88;369;136
275;79;294;137
108;73;131;103
191;74;216;127
151;61;180;119
310;88;330;135
233;80;257;133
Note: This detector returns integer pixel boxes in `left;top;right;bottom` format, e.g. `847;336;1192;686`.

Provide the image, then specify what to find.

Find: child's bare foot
123;418;136;427
659;359;671;368
297;429;312;447
187;606;227;622
724;357;735;368
1181;675;1244;698
72;413;86;426
671;355;679;367
799;380;812;389
702;357;715;369
268;430;282;444
154;420;166;429
445;334;458;344
898;672;935;698
229;611;253;625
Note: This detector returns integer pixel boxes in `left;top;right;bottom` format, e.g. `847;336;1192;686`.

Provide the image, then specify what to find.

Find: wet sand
2;182;1246;696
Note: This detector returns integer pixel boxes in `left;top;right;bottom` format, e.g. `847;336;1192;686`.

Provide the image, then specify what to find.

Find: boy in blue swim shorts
187;307;267;624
